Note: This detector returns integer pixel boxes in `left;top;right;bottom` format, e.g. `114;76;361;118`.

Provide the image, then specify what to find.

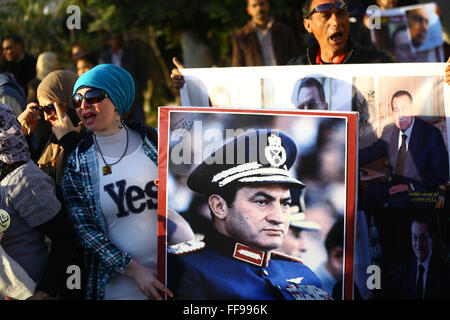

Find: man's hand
123;259;174;300
170;57;185;90
51;102;80;141
445;57;450;86
389;184;409;195
17;102;41;135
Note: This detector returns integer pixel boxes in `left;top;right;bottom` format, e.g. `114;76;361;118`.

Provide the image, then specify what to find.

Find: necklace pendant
102;165;112;176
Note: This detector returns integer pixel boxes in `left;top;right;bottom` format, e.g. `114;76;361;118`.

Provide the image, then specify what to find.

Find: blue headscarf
73;64;135;115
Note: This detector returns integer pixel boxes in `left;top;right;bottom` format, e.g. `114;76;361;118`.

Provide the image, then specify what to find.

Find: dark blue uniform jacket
168;228;328;300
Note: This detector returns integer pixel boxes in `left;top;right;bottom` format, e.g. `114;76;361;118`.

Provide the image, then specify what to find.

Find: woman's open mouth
82;112;96;126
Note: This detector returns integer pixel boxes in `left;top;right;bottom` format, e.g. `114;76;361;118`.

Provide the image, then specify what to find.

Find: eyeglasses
72;88;108;108
32;104;56;116
306;2;347;18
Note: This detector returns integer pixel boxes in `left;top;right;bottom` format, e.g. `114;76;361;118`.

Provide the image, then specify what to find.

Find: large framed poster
158;107;358;300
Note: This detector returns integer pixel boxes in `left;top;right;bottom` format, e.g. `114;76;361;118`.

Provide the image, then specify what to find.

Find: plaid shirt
62;123;158;300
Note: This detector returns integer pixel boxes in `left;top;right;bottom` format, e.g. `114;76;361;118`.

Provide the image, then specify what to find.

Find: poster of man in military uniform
157;107;359;300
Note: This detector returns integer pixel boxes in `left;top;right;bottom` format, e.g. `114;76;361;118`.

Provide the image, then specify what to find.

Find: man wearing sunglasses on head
170;0;397;90
171;1;450;87
288;0;397;65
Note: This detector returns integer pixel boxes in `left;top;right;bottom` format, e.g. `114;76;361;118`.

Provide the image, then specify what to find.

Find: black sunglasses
32;104;56;116
72;88;108;108
307;2;347;18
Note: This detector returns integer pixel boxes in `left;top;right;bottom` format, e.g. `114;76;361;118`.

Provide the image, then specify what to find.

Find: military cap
288;188;321;231
289;210;321;231
187;129;305;194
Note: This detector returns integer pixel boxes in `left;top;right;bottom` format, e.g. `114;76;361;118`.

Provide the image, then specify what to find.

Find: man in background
0;35;36;94
231;0;300;66
279;188;321;259
100;33;147;125
314;217;344;296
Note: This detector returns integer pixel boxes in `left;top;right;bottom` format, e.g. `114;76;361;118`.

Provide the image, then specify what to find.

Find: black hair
206;184;240;221
2;34;24;47
75;52;98;67
302;0;313;19
298;77;326;102
213;184;241;207
69;42;87;59
325;216;344;254
410;215;433;237
390;90;412;111
302;0;347;19
246;0;269;6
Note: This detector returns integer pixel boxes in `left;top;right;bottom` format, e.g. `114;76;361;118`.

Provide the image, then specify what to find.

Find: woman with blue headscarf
62;64;190;300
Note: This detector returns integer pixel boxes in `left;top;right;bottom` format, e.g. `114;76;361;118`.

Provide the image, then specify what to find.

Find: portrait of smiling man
167;129;331;300
359;90;449;208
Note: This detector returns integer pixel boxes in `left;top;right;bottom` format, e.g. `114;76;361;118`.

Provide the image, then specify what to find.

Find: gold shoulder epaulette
168;239;205;255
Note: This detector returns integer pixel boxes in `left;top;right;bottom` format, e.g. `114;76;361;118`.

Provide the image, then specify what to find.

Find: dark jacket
386;252;450;300
232;20;300;66
288;39;397;65
0;53;36;94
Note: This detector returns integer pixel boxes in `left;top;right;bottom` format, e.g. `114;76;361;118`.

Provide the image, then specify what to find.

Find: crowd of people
1;0;450;300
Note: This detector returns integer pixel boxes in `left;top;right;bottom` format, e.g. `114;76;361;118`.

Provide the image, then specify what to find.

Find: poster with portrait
355;65;449;210
180;65;354;111
354;208;450;300
157;107;358;300
180;62;450;208
367;2;445;62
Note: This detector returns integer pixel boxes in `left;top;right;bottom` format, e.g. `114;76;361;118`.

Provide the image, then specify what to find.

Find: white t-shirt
95;129;158;300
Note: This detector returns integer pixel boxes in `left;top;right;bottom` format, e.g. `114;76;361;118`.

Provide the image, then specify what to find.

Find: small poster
368;2;445;62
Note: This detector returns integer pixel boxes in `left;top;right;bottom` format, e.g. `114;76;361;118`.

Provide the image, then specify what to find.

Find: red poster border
157;107;358;300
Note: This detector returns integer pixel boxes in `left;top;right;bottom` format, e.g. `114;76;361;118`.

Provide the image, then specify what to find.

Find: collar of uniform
204;227;271;267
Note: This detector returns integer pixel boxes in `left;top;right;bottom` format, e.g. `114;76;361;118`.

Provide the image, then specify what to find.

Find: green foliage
0;0;303;124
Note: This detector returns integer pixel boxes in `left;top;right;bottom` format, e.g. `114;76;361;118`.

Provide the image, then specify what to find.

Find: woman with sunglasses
62;64;191;300
17;70;85;186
